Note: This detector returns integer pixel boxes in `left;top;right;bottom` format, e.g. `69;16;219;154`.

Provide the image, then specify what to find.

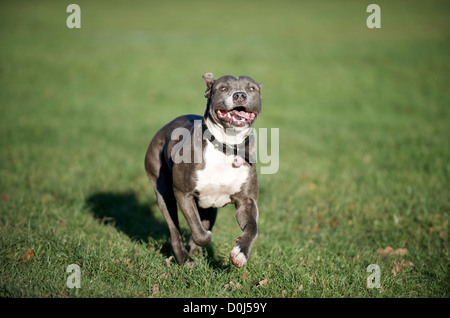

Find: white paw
230;246;247;268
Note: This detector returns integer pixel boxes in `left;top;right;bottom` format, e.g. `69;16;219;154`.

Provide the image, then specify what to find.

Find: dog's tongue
233;110;250;120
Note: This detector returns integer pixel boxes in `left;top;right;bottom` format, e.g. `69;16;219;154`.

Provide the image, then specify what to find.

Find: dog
145;73;262;267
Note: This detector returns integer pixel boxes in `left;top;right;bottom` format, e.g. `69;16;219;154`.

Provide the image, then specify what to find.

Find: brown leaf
330;219;339;228
256;278;273;288
41;193;58;203
377;246;408;257
0;194;9;201
58;290;69;298
224;281;242;291
152;283;159;295
22;248;35;262
165;256;173;268
392;259;414;276
257;278;268;287
395;248;408;256
377;246;393;256
291;284;303;298
158;272;174;279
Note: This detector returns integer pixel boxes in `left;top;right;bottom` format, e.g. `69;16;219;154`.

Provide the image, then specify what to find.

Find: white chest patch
195;141;249;209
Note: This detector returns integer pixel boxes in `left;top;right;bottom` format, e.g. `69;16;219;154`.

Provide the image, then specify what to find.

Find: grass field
0;0;449;298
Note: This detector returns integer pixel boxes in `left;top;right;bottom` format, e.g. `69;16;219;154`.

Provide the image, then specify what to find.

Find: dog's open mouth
216;107;257;127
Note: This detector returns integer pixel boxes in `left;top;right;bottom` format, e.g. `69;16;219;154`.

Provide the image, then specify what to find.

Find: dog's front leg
230;196;259;268
173;189;213;247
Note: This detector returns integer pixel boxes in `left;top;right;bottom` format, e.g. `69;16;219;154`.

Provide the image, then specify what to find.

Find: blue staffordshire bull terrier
145;73;262;267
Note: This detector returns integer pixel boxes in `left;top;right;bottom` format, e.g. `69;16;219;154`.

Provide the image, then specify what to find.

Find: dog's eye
221;87;228;91
249;86;255;91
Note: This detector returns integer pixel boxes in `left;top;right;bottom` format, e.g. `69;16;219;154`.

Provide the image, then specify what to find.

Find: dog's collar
202;121;255;165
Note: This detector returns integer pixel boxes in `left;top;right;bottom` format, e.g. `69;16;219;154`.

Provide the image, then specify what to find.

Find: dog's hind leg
146;148;194;265
154;184;194;265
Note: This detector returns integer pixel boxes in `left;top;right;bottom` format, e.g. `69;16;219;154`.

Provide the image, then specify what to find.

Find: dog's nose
233;92;247;102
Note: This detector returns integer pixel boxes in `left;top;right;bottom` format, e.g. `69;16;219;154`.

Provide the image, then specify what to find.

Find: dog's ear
202;73;215;98
258;82;263;90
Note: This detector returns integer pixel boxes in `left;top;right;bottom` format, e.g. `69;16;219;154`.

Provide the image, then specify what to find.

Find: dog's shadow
85;191;169;248
85;191;227;269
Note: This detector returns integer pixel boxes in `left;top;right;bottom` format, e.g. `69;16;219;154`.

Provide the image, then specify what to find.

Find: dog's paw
230;246;247;268
185;260;198;268
188;237;204;257
184;257;198;268
188;245;203;257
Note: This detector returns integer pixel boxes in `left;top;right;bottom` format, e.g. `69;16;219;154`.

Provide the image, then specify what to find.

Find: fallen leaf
58;290;69;298
224;281;242;291
291;284;303;298
256;278;273;288
100;216;116;227
22;248;35;262
395;248;408;256
152;283;159;295
41;193;58;203
330;220;339;228
257;278;268;287
125;256;134;268
280;290;286;297
0;194;9;201
392;259;414;276
377;246;393;256
377;246;408;257
165;256;173;268
158;272;174;279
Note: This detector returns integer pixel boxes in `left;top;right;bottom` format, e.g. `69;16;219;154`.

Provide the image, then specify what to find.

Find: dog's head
203;73;262;130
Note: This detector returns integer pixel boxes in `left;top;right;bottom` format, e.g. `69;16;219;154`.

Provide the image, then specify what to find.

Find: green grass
0;0;449;298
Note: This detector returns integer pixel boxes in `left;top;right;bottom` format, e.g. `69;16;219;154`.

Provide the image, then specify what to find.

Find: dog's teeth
217;109;256;126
